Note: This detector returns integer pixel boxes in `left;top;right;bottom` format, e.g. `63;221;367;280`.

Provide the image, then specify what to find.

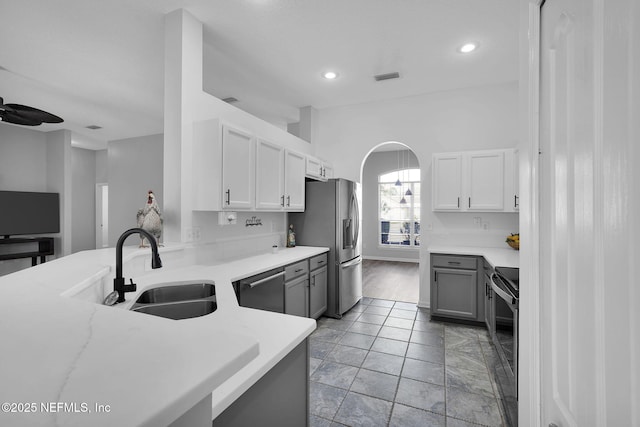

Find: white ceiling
0;0;519;146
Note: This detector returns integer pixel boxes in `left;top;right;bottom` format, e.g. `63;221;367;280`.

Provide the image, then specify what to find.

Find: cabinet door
467;151;504;210
305;156;326;181
284;150;305;211
431;268;477;319
284;276;309;317
484;274;494;331
222;125;255;209
432;153;462;210
322;163;334;180
256;139;285;210
309;266;328;319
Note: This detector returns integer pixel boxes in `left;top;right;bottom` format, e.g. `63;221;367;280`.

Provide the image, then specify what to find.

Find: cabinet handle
434;271;438;282
225;189;230;205
295;268;304;273
457;197;460;208
311;276;316;286
448;261;461;265
287;195;291;207
318;260;325;264
281;195;285;207
468;197;471;208
514;195;519;208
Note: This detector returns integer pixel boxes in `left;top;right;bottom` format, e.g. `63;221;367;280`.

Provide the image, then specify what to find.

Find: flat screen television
0;191;60;238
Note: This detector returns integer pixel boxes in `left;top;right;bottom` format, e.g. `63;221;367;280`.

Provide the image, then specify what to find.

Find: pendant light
399;149;407;204
405;151;413;196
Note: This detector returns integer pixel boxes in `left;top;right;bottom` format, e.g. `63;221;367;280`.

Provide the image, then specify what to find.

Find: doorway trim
519;0;543;426
359;141;424;307
95;183;109;248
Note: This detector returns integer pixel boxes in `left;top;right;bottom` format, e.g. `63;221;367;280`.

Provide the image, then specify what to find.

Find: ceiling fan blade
5;104;63;123
0;110;43;126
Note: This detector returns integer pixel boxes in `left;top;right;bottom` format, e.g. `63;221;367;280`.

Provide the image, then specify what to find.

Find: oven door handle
244;271;285;288
490;273;517;308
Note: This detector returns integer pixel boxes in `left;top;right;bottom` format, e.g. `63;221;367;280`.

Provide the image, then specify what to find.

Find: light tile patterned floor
308;297;510;427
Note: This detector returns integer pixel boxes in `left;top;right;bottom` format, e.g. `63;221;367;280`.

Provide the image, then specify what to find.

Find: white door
255;139;284;210
284;150;305;211
467;151;504;210
539;0;638;426
221;125;255;209
432;153;462;210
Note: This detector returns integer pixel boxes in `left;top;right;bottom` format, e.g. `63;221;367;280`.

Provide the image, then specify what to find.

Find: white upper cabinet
193;118;310;212
256;139;285;210
511;149;520;211
305;155;332;181
222;125;255;210
467;151;504;210
284;150;305;211
432;148;515;213
432;153;463;210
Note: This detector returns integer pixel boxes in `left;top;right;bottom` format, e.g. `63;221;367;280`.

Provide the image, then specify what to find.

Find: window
379;168;420;247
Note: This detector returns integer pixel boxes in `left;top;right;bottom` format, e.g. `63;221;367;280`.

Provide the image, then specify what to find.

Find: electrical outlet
184;228;194;242
482;222;490;230
192;226;201;241
474;217;482;225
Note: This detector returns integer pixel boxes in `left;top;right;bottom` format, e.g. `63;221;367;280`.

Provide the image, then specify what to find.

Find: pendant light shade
405;188;413;196
400;197;407;204
395;149;402;186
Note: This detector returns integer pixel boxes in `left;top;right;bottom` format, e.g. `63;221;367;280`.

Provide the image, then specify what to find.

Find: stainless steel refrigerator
289;178;362;318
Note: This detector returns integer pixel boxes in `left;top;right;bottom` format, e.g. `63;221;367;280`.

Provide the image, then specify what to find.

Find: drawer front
431;254;477;270
309;253;328;271
285;260;309;281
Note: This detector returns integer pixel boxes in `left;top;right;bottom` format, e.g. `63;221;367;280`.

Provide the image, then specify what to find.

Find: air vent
85;125;102;130
222;97;239;104
374;72;400;82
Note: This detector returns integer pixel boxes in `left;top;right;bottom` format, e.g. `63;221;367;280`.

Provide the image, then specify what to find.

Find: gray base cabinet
432;267;478;319
285;275;309;317
213;340;309;427
309;264;327;319
430;254;484;322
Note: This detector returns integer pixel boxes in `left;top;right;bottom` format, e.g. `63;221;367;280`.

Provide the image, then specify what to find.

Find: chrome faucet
111;228;162;304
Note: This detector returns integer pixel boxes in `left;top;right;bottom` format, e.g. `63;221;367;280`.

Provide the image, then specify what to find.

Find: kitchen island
0;244;328;427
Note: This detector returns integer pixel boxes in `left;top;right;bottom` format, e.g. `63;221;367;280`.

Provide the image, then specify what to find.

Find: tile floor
308;297;509;427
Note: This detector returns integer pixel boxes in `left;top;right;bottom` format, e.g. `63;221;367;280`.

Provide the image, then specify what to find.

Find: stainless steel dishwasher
233;267;286;313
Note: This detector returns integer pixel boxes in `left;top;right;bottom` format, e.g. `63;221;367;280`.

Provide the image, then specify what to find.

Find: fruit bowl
506;233;520;250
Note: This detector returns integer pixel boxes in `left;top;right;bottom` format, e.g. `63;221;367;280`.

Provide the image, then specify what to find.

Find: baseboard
363;255;419;264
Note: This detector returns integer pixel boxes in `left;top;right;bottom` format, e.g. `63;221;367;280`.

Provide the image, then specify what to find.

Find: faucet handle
123;278;137;293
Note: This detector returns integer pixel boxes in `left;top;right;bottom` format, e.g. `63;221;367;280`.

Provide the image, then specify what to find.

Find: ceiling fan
0;97;63;126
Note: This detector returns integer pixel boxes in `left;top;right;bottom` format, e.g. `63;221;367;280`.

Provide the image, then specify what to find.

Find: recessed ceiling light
323;71;338;80
458;42;478;53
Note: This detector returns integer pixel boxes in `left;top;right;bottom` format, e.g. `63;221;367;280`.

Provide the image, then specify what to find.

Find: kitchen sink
135;282;215;304
130;281;217;320
131;300;217;320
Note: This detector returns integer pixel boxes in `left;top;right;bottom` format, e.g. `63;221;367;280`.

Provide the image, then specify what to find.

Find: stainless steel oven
490;267;519;426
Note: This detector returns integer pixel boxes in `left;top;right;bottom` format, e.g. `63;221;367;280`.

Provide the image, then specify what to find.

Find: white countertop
0;245;328;427
427;244;519;268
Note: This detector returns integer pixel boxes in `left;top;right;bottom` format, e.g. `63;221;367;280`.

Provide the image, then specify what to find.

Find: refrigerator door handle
352;192;360;248
341;257;362;269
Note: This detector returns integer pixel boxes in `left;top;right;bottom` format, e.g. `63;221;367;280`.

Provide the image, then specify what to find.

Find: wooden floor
362;259;419;303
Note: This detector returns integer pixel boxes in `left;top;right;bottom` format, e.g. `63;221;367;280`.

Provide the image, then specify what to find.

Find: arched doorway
359;142;421;303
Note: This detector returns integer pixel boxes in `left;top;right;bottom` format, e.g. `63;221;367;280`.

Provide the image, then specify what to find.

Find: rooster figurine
136;190;163;247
